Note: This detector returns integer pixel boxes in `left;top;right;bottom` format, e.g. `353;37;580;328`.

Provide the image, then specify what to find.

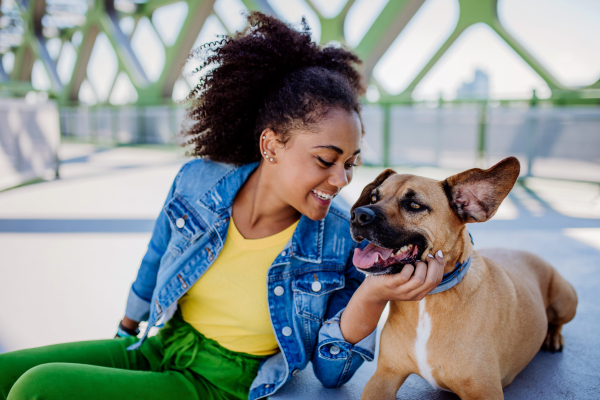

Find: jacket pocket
164;194;207;246
292;271;345;323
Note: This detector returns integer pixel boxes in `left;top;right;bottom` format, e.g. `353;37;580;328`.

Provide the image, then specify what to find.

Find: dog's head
350;157;520;275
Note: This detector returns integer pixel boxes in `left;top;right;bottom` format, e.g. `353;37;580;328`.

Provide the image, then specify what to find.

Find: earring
269;158;274;162
263;151;267;154
262;136;266;140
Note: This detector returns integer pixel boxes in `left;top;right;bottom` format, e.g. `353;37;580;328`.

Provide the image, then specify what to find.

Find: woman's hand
362;250;446;305
114;316;141;339
339;251;446;344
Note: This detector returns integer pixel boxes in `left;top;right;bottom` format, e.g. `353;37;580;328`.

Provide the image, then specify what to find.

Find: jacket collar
198;161;324;264
198;162;259;214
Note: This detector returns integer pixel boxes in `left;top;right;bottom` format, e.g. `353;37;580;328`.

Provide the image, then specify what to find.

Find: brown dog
350;157;577;400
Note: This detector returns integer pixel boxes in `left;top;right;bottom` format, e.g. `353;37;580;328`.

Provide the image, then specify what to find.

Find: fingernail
436;250;443;258
427;253;434;258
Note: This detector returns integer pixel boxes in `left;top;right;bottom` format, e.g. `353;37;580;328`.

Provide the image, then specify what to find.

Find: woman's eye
410;202;421;209
317;156;334;167
371;195;377;203
345;163;357;169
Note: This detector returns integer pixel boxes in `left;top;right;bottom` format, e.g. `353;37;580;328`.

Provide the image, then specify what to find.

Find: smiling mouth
353;242;421;275
311;189;336;201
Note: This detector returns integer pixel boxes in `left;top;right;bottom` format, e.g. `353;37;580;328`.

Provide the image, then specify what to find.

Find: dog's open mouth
353;242;420;275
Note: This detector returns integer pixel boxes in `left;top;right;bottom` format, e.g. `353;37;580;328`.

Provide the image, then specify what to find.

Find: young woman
0;13;444;400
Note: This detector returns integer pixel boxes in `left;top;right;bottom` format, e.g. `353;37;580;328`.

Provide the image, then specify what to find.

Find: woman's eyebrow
313;145;361;156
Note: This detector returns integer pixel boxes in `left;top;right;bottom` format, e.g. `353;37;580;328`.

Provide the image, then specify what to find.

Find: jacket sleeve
311;241;376;388
124;165;184;322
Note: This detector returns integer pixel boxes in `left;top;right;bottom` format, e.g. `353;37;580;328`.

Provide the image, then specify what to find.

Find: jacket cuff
316;308;376;362
125;286;151;322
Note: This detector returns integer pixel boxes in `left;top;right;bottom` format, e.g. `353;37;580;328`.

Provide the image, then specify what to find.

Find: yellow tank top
178;217;298;356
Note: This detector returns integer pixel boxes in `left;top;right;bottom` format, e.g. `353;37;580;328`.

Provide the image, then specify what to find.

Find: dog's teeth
395;244;415;257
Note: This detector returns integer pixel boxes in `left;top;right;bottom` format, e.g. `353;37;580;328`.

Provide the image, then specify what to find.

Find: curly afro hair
178;11;365;165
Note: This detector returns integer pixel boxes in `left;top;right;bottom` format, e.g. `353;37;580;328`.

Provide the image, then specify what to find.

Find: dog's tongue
353;243;393;269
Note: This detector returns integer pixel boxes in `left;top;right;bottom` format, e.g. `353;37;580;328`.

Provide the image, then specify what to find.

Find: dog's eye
371;195;378;204
410;202;421;209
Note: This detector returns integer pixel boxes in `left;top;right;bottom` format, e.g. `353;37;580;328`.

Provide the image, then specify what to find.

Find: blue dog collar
428;256;471;295
427;231;474;295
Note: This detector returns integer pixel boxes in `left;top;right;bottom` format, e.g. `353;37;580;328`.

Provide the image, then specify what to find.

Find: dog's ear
442;157;520;223
351;169;397;212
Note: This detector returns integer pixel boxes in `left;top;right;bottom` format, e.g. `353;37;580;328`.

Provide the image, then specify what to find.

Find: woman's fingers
392;263;414;285
405;254;444;300
392;261;428;295
423;255;442;288
435;250;446;282
376;251;447;301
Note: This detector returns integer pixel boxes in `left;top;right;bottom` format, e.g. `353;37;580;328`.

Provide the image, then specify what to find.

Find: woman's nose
329;165;350;188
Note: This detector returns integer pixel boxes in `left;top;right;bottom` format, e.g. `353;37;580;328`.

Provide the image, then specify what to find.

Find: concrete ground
0;143;599;399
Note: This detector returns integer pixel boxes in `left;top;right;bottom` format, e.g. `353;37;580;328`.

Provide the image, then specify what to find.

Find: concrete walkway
0;143;599;398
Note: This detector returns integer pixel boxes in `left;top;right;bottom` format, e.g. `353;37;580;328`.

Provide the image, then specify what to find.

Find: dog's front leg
361;368;408;400
447;378;504;400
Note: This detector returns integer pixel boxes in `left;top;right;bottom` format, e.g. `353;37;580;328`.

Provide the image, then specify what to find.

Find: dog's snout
352;207;376;226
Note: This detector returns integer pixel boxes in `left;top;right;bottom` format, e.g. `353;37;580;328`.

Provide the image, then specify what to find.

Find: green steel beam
353;0;425;81
240;0;275;15
61;16;100;103
303;0;357;45
102;0;150;88
139;0;185;14
147;0;216;102
395;0;567;101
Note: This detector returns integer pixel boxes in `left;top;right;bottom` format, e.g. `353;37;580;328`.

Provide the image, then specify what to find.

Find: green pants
0;311;264;400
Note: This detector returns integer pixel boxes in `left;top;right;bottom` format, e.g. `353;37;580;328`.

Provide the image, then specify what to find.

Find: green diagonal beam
396;0;566;100
354;0;425;80
148;0;216;101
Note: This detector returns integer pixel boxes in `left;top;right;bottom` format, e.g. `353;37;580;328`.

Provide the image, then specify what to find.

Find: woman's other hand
114;316;141;339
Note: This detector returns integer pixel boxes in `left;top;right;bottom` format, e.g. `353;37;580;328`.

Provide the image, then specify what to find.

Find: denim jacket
124;159;376;399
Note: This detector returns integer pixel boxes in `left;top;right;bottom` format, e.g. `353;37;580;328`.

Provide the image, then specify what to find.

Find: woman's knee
8;363;71;400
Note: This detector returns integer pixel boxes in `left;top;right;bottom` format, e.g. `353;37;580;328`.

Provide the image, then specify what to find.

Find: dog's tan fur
355;158;577;400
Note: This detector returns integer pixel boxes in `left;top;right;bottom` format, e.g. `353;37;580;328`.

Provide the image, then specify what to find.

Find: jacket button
282;326;292;337
280;251;286;257
291;369;300;377
311;281;322;292
330;345;341;355
176;218;185;228
274;286;284;296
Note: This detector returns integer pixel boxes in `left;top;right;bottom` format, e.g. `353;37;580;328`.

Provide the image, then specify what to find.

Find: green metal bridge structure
2;0;599;105
1;0;599;178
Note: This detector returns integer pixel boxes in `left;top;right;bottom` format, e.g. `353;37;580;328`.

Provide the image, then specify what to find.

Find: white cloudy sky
17;0;600;104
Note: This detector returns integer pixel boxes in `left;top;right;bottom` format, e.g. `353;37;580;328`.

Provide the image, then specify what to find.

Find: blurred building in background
1;0;600;188
456;69;489;100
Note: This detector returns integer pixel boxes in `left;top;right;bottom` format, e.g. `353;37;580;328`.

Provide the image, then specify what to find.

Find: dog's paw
541;325;564;353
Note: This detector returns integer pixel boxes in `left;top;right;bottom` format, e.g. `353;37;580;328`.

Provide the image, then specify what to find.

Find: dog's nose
351;207;376;226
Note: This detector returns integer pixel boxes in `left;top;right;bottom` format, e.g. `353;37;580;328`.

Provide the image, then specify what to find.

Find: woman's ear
442;157;520;223
260;128;278;160
351;169;396;212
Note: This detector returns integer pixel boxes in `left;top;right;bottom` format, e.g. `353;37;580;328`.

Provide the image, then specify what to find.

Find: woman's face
265;108;362;221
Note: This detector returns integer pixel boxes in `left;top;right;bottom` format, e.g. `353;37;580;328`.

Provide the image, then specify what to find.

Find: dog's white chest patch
415;298;441;390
